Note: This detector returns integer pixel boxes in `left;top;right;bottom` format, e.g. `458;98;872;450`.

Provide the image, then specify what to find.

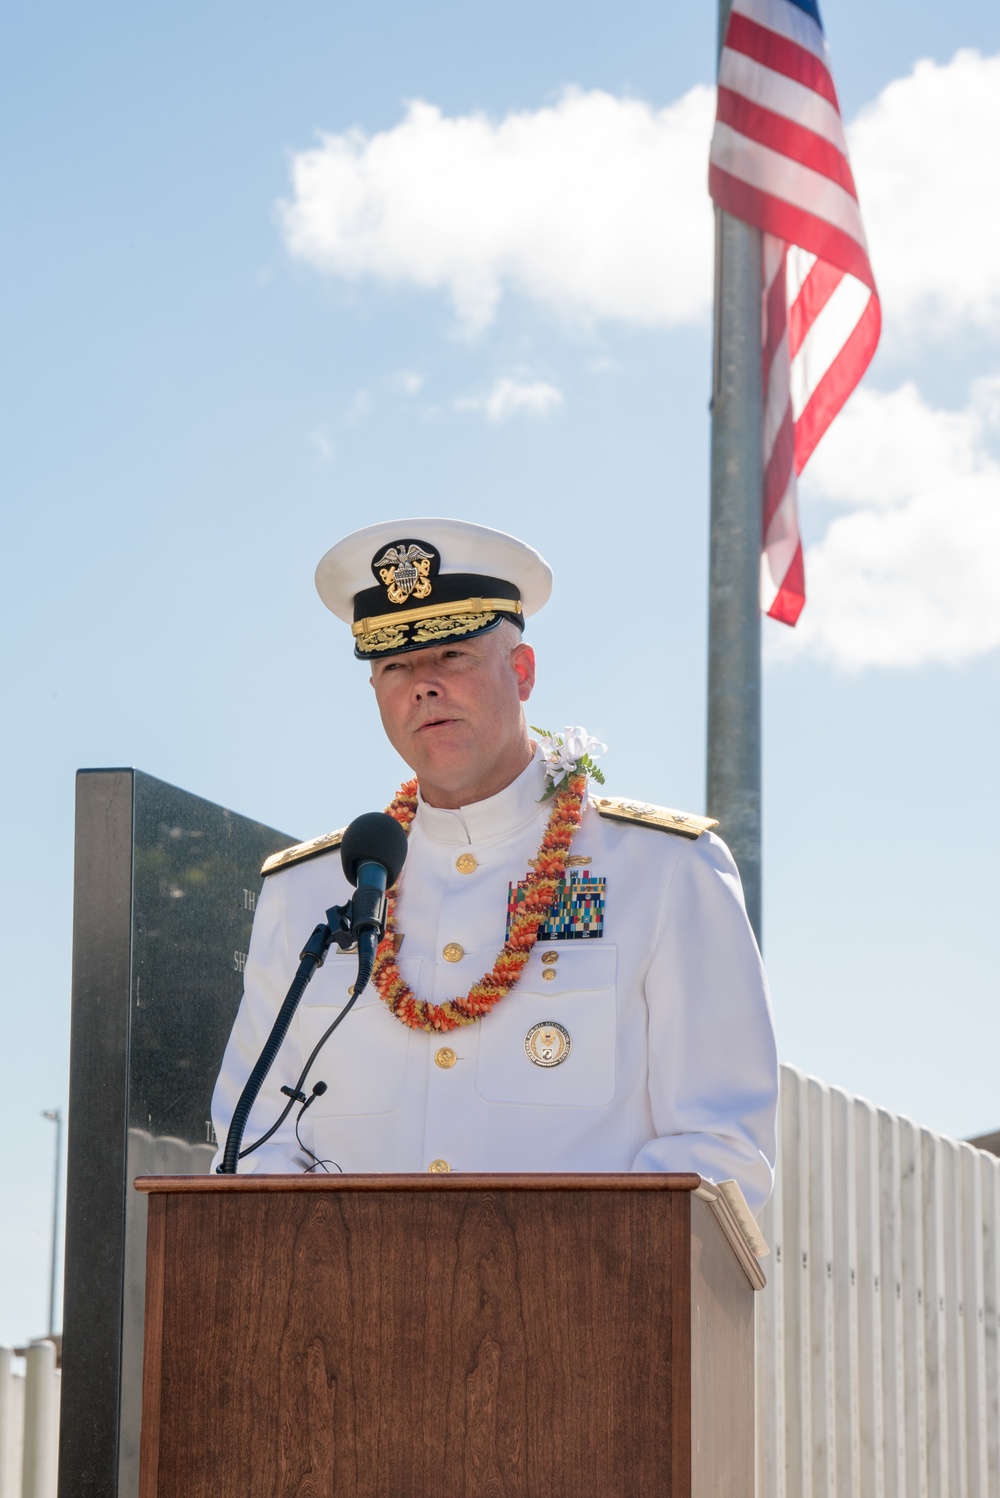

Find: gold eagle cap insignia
373;543;435;606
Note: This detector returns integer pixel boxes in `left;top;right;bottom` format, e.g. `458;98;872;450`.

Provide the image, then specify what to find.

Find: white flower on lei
531;724;607;799
561;726;606;763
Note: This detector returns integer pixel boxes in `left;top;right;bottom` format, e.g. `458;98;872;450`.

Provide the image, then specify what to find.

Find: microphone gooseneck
217;810;408;1174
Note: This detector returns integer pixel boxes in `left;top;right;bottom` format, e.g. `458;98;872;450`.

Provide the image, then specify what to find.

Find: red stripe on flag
709;165;875;290
764;398;794;522
787;257;843;360
765;542;806;625
763;408;795;532
793;291;882;473
716;87;858;199
726;13;840;110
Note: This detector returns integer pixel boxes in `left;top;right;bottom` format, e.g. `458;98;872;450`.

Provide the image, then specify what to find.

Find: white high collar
414;747;551;847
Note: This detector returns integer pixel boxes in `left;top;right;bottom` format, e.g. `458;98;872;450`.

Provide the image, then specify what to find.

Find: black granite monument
61;769;298;1498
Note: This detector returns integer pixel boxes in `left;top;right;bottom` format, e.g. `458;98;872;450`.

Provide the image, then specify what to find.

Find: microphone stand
217;892;384;1175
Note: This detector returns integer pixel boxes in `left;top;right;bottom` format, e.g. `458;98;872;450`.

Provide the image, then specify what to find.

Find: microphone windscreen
340;811;408;888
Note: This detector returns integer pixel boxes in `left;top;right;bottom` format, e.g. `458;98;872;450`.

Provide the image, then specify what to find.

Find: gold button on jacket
442;942;464;963
435;1047;457;1069
455;852;478;874
427;1159;451;1173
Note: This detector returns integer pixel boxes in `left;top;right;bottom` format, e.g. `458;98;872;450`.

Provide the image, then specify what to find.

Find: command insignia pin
372;542;435;605
524;1021;571;1068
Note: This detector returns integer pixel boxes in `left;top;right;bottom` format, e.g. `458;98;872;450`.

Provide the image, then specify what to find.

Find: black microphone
217;812;408;1174
340;811;408;943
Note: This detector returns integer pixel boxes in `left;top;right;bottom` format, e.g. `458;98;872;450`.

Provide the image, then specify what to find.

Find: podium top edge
134;1172;704;1195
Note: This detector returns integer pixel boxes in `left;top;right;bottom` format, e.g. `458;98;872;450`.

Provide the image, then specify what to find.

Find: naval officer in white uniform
211;519;778;1212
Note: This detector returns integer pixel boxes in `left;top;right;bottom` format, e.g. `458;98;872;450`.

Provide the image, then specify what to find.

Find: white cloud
389;369;425;395
849;50;1000;335
797;382;987;511
279;88;715;333
309;428;335;465
770;381;1000;670
456;376;563;423
347;389;373;423
279;54;1000;342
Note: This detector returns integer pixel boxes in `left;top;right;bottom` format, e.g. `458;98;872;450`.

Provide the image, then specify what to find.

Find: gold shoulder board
261;827;346;877
592;796;718;841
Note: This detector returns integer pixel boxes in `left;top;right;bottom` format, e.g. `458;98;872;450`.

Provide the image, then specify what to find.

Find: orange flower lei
372;772;586;1032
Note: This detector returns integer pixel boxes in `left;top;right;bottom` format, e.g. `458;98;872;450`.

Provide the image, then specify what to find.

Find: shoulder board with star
261;827;346;877
591;796;718;840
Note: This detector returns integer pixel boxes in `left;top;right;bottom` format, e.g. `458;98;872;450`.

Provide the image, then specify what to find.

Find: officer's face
370;628;536;808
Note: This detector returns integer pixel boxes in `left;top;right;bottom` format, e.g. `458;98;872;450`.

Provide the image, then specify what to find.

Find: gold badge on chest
524;1021;572;1068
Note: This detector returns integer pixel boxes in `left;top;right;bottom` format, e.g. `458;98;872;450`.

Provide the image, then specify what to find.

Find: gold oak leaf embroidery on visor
356;623;410;654
412;611;497;644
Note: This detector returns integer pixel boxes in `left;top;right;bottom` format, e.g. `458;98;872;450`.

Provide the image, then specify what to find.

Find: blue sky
2;0;999;1347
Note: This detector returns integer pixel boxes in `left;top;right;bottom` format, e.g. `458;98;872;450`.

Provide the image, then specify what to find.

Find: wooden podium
135;1173;764;1498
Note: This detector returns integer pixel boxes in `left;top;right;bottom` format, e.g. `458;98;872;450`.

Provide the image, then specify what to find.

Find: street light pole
41;1108;64;1339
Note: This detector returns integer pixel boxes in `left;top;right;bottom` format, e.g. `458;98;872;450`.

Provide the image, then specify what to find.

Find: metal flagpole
707;0;763;944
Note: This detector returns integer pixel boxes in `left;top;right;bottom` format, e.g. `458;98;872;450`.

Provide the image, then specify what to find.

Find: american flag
709;0;880;624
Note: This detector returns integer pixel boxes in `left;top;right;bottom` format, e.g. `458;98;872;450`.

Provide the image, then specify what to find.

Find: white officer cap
315;517;553;659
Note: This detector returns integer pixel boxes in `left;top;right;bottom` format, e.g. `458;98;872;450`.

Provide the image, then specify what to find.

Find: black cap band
353;571;521;623
350;533;528;658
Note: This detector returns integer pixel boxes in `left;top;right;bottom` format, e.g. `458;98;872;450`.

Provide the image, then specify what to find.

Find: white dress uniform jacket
211;753;778;1213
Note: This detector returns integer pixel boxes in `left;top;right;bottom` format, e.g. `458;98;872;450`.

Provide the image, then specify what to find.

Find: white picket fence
757;1063;1000;1498
0;1343;59;1498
